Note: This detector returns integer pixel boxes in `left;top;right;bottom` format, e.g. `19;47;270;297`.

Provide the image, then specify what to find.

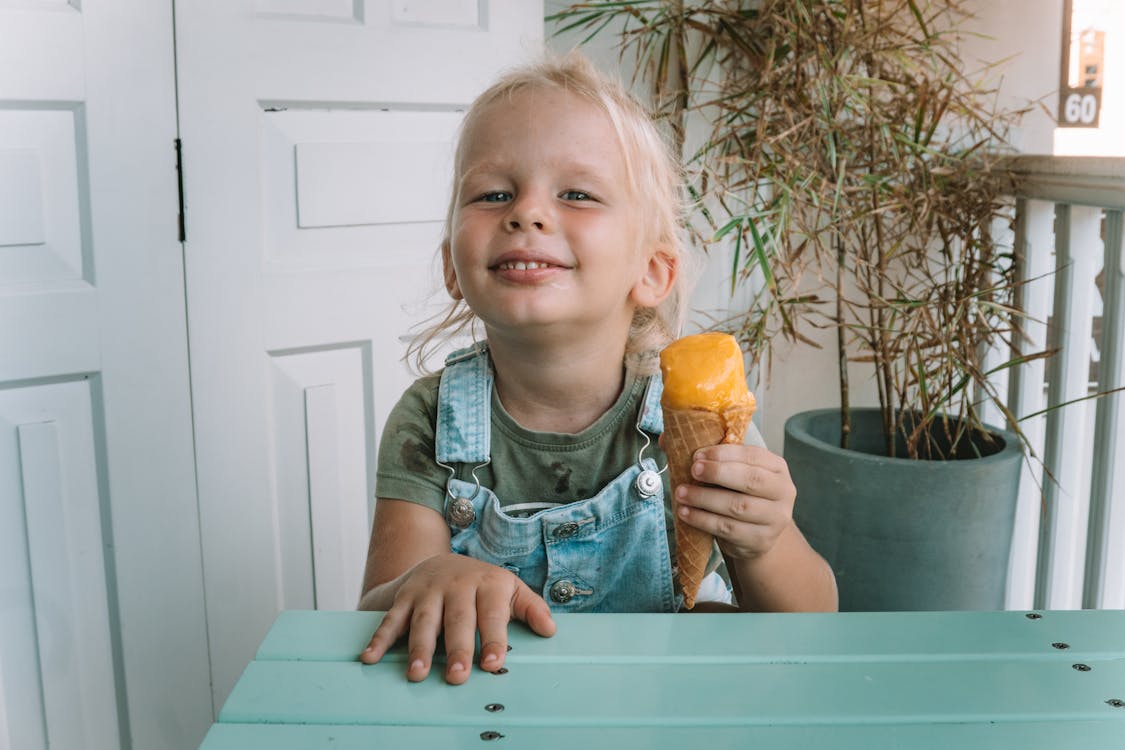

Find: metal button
552;521;580;539
550;580;576;604
635;469;661;498
448;496;476;528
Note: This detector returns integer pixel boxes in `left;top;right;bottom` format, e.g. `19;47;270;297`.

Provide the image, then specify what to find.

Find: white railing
1003;155;1125;611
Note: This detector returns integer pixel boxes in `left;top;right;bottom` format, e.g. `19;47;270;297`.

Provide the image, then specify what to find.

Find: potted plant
552;0;1036;610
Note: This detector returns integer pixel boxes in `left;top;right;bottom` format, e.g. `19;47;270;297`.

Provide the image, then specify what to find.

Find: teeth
499;261;550;270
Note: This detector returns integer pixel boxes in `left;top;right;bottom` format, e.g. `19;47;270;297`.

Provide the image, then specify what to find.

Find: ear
441;240;464;300
630;247;677;309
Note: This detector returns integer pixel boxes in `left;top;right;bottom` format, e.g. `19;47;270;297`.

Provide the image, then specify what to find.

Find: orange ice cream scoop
659;332;755;412
658;332;756;609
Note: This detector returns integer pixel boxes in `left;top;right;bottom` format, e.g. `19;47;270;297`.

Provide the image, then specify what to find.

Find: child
358;52;837;685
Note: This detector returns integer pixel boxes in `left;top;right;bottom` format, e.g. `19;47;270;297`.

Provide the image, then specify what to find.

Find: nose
505;189;550;232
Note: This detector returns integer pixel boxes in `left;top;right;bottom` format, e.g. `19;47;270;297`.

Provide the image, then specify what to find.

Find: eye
560;189;593;201
477;191;512;203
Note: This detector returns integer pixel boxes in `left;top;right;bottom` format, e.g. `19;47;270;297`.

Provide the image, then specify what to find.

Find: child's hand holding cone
659;332;756;609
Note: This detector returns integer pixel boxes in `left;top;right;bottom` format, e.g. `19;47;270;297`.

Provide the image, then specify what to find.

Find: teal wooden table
200;610;1125;748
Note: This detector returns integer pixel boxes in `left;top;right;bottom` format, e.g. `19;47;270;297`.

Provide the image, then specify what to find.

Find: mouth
488;251;572;272
488;252;572;285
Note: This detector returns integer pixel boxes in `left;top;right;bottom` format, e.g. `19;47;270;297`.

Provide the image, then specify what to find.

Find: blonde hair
408;51;699;373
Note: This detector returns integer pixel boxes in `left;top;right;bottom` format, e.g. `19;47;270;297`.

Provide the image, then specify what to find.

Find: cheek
571;214;638;257
453;213;502;267
446;227;482;269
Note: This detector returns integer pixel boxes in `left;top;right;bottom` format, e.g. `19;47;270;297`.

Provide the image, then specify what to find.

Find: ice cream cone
659;332;757;609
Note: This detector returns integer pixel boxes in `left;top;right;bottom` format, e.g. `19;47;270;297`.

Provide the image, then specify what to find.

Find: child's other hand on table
359;553;556;685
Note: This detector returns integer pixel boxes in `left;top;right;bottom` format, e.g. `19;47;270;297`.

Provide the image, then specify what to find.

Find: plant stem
874;194;895;457
836;231;850;449
665;0;688;159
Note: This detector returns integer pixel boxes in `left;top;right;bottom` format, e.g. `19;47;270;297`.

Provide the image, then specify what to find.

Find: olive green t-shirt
376;369;662;514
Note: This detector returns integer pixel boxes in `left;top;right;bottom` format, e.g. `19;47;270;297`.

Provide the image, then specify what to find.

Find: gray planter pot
785;408;1023;612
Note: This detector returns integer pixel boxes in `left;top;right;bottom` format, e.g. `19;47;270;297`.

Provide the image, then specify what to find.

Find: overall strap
435;342;493;464
637;374;664;435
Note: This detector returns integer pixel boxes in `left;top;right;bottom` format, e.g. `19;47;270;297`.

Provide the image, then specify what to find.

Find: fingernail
482;653;498;666
410;659;424;672
679;505;690;518
448;661;466;673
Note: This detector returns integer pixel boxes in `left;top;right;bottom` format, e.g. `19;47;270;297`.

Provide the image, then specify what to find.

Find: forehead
458;85;627;173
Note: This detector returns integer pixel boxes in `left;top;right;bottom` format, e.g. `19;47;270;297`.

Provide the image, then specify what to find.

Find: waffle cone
663;402;756;609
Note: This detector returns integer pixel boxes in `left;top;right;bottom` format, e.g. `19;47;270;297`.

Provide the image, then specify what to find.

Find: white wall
962;0;1061;155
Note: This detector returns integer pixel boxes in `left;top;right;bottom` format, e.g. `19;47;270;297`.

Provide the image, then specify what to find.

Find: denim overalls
435;343;678;613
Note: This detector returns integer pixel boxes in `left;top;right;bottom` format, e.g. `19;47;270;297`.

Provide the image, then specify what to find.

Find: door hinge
174;138;186;242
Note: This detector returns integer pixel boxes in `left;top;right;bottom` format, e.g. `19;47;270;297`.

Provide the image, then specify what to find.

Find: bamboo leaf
905;0;931;38
730;225;743;297
1019;386;1125;422
713;216;743;241
746;217;776;292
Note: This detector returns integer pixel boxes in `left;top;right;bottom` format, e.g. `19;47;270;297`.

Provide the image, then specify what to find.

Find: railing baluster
1036;204;1100;609
1005;200;1045;606
1084;210;1125;609
1006;199;1054;609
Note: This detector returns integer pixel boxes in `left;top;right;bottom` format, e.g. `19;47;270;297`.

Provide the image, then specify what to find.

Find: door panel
269;344;372;610
0;111;85;283
175;0;543;709
260;109;461;267
0;383;118;749
0;2;211;748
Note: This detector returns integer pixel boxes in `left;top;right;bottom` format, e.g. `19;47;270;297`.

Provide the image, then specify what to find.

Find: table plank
200;720;1125;750
218;657;1125;726
256;609;1125;663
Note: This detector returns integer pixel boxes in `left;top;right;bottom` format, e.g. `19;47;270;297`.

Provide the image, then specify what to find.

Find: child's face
444;86;668;344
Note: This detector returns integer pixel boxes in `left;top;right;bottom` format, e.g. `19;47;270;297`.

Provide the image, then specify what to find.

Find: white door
0;2;211;749
174;0;544;709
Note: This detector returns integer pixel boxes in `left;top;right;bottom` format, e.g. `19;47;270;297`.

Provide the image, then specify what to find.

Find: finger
677;497;769;544
359;608;408;664
691;454;792;503
678;482;783;525
695;444;788;472
404;595;443;682
510;580;556;638
475;585;514;673
442;589;479;685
